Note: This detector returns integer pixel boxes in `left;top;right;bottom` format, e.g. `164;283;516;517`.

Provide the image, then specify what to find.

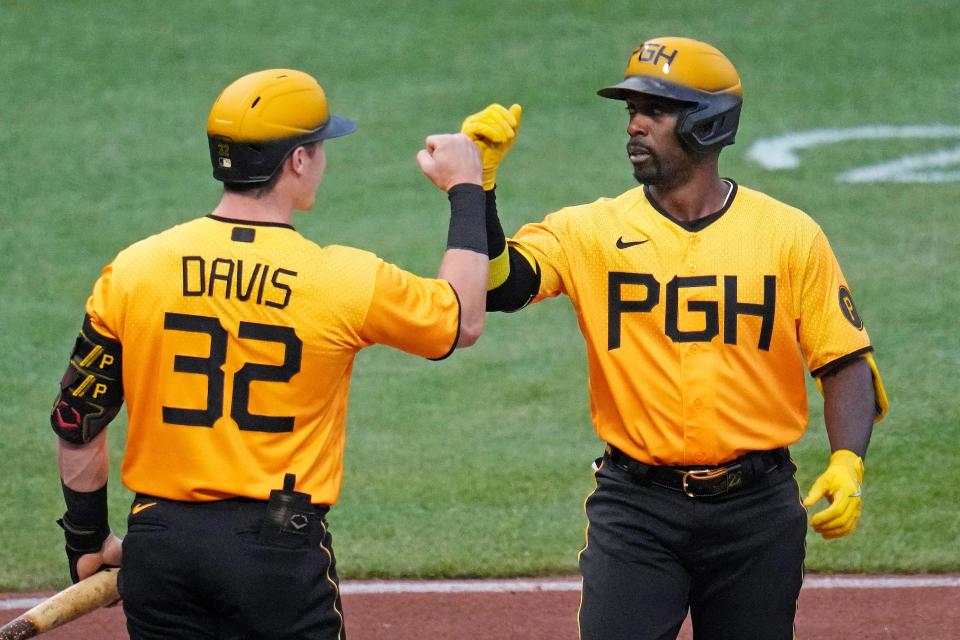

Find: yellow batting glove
460;103;522;190
802;449;865;539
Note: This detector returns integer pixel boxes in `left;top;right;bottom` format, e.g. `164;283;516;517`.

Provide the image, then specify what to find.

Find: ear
288;146;309;177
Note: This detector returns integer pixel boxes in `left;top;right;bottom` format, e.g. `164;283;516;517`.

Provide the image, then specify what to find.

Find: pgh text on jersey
608;272;776;350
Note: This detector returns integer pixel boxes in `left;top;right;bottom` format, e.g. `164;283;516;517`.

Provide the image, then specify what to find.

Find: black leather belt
603;445;790;498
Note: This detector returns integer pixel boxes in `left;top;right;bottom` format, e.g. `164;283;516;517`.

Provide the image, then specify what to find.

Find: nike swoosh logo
616;236;649;249
131;502;157;515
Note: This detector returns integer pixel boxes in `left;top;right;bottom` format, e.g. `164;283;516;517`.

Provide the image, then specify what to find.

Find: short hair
222;171;282;198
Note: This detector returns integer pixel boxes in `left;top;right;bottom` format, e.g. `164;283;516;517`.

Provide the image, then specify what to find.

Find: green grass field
2;1;959;590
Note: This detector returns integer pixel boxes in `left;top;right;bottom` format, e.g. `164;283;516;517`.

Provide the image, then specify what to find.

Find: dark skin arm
820;357;875;458
803;356;876;538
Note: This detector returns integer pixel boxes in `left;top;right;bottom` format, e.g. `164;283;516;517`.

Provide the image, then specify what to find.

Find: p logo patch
838;286;863;330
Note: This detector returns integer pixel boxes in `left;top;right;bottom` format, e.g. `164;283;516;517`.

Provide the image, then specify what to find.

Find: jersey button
693;398;704;411
690;344;699;354
693;452;707;463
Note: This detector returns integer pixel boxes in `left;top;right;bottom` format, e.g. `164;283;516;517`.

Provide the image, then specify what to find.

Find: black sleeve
484;188;540;312
485;188;506;258
487;247;540;312
446;183;487;254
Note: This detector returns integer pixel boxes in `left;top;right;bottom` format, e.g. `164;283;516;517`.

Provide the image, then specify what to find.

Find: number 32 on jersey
161;312;302;433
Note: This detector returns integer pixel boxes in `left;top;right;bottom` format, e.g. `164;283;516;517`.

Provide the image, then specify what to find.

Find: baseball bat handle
0;568;119;639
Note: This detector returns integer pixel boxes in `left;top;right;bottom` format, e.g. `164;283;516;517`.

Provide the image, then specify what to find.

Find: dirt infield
2;576;958;639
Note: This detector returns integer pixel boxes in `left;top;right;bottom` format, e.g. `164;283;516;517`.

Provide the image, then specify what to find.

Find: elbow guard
486;245;540;312
51;316;124;444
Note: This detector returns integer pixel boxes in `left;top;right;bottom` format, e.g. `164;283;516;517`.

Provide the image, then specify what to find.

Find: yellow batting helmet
598;37;743;152
207;69;356;183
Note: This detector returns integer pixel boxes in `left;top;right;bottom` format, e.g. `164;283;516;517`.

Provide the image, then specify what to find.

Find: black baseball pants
578;454;806;640
118;496;344;640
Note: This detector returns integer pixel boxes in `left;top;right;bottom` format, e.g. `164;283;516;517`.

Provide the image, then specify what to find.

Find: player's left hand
802;449;864;539
460;103;522;190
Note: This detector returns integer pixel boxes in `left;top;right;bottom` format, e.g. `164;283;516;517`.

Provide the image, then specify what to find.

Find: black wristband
61;481;109;531
58;482;110;583
446;183;487;255
485;187;507;258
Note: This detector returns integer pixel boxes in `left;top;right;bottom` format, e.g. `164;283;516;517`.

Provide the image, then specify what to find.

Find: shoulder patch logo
838;286;863;330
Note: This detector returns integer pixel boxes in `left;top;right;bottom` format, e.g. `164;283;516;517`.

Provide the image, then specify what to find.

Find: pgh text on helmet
207;69;357;184
598;37;743;153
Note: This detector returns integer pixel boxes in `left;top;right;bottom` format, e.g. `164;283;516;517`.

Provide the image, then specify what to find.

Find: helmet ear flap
209;130;331;184
675;94;742;152
210;137;286;183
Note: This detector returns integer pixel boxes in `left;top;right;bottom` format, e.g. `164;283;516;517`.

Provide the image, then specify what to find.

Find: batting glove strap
58;513;110;552
57;513;110;583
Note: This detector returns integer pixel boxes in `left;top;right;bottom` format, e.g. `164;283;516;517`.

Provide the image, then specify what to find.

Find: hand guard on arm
802;449;864;539
461;103;522;190
58;482;112;583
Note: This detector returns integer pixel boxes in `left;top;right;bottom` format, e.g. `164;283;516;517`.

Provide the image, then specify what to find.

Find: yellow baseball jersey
511;182;873;466
85;215;459;504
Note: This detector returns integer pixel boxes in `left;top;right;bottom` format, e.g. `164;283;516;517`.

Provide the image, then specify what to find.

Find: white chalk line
2;576;959;611
746;124;960;170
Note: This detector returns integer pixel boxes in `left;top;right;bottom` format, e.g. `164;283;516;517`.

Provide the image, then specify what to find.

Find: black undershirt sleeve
446;184;487;254
484;188;541;312
485;188;506;258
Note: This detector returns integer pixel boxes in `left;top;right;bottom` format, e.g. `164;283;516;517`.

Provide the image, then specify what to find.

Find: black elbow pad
51;316;124;444
487;247;540;312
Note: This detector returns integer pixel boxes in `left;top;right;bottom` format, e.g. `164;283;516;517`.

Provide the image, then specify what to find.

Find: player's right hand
460;103;522;190
417;133;482;192
75;533;123;583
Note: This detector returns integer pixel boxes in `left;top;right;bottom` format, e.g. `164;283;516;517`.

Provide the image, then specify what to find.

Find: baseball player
50;68;487;639
462;37;889;639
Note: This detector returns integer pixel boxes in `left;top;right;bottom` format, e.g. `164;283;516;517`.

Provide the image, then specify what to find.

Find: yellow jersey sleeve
357;260;461;359
509;215;572;301
84;261;123;341
796;229;873;375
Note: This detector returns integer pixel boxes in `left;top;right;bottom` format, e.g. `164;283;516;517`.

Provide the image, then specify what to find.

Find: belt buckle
681;468;727;498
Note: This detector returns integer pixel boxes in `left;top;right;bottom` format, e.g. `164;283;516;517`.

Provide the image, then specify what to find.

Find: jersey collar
206;214;296;230
643;179;738;232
